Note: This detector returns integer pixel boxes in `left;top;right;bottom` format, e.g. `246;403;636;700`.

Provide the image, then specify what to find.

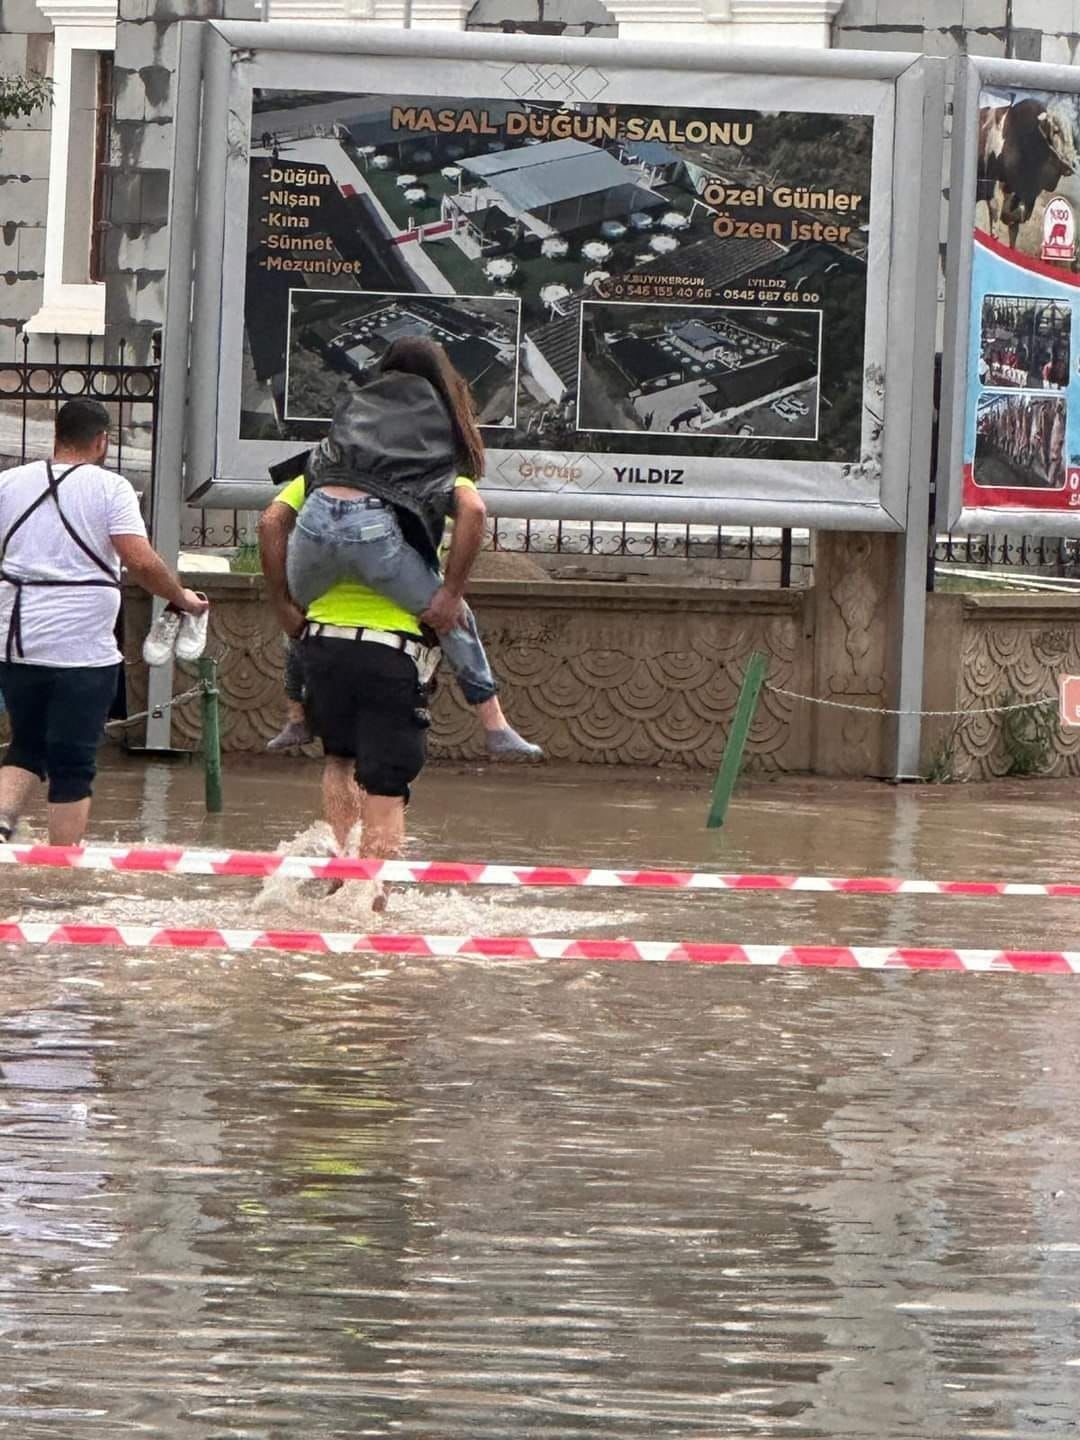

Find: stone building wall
105;0;256;362
833;0;1080;61
0;0;53;356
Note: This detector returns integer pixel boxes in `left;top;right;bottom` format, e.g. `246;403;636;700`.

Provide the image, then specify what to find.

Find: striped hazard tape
1;844;1078;897
0;923;1077;972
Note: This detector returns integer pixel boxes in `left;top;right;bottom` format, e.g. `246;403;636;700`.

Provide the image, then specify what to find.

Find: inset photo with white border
577;299;822;440
285;289;522;427
978;294;1071;392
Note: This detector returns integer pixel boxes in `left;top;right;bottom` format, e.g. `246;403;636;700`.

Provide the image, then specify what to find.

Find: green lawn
421;235;491;295
364;164;455;230
934;571;1058;593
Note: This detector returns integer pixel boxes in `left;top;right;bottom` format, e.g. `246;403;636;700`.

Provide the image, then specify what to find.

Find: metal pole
707;651;767;830
891;59;945;780
199;656;223;814
145;22;204;751
402;0;413;27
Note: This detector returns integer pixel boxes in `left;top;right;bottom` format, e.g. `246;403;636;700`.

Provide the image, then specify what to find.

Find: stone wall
833;0;1080;61
120;575;1080;780
833;1;1006;55
923;592;1080;781
121;574;813;771
0;0;52;355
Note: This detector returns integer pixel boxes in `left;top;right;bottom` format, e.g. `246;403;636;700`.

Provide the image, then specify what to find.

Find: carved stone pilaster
811;531;897;777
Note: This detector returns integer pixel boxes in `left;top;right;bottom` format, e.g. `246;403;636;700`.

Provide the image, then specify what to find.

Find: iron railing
934;531;1080;577
189;509;805;586
0;333;160;525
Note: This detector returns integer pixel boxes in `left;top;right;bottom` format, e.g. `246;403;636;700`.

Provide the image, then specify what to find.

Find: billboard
942;58;1080;533
184;25;942;527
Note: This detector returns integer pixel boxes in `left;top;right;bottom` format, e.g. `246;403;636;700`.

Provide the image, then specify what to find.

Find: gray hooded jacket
304;372;459;567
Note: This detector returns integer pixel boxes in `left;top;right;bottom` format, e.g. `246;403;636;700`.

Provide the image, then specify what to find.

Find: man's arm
422;483;487;634
257;500;306;638
111;535;207;614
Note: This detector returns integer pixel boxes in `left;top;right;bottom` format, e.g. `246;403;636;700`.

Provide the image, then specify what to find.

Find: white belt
306;623;426;659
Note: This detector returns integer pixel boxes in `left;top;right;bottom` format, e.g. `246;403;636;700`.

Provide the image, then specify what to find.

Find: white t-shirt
0;459;147;668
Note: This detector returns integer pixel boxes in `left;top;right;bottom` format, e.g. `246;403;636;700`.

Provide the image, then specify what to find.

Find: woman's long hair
380;336;486;481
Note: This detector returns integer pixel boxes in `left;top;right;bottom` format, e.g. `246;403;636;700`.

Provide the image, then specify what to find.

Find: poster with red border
964;85;1080;515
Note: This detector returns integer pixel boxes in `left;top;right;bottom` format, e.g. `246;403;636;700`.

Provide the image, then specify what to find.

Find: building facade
4;1;1078;363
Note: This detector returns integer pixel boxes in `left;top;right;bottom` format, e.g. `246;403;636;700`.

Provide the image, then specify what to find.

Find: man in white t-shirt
0;399;207;845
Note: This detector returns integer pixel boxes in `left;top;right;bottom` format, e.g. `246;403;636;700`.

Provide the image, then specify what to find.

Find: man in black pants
258;483;438;907
0;400;207;845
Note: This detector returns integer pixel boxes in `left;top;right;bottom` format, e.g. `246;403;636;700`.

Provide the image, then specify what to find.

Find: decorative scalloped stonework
952;601;1080;781
122;577;811;771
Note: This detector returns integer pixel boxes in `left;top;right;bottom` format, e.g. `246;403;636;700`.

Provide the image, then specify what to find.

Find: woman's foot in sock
485;727;544;761
267;717;313;751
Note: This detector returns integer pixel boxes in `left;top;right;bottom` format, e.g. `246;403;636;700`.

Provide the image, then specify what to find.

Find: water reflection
2;763;1080;1433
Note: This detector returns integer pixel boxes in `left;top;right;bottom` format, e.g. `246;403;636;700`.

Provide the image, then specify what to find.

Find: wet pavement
3;756;1080;1436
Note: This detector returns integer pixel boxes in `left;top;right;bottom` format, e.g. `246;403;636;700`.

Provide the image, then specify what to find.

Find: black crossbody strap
44;462;119;582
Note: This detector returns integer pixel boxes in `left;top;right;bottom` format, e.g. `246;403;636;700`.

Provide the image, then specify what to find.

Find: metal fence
7;342;1079;591
195;509;804;585
933;531;1080;577
0;334;160;520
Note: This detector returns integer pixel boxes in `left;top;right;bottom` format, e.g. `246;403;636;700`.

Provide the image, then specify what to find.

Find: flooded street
3;757;1080;1436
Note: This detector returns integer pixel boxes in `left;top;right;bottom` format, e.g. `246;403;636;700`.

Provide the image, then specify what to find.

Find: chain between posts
765;684;1058;719
104;680;209;732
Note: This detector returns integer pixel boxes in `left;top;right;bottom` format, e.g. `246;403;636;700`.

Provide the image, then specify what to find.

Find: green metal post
707;650;767;830
198;656;223;814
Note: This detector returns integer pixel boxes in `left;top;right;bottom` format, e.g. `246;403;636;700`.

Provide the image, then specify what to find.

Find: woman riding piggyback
285;337;542;761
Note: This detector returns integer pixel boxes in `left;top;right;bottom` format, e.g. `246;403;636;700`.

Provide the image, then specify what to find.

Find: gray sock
485;727;544;761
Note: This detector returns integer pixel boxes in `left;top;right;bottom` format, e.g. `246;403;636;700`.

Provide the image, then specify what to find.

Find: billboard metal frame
151;22;943;774
171;20;943;534
940;55;1080;536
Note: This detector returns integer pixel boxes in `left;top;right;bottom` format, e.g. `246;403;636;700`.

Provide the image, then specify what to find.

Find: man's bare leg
359;794;405;913
322;756;362;853
0;765;41;838
47;799;92;846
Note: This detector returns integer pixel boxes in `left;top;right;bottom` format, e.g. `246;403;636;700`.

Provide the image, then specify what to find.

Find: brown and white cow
978;98;1075;247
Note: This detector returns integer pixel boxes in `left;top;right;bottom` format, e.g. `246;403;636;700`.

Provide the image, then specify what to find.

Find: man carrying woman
267;336;541;762
258;337;542;897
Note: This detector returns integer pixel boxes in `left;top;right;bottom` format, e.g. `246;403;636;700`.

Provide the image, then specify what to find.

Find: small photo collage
975;294;1069;490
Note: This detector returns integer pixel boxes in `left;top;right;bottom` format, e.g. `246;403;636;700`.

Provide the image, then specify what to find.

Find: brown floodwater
2;755;1080;1437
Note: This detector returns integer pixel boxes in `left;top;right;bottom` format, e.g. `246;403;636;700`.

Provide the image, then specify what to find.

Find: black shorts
0;661;120;804
300;635;427;799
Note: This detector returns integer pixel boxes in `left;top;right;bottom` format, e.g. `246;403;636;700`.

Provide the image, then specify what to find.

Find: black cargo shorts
299;634;428;799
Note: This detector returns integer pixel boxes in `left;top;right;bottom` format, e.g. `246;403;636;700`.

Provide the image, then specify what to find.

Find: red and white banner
2;844;1078;897
1;922;1077;973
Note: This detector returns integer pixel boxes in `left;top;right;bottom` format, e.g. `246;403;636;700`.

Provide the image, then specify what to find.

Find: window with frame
89;52;113;285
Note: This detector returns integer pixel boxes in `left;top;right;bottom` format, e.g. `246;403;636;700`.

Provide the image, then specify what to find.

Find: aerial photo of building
448;138;664;252
578;301;821;438
285;290;521;426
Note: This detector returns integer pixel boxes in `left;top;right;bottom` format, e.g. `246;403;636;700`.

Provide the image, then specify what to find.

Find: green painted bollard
198;656;223;814
707;650;767;830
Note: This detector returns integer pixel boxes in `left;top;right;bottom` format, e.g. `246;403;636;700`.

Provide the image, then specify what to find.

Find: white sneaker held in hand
175;593;210;662
142;607;182;667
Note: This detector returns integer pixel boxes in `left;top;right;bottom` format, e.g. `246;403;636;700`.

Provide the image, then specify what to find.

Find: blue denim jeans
286;489;497;705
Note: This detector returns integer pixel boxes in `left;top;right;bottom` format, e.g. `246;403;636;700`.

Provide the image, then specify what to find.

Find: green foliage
1000;690;1058;777
0;72;53;123
231;544;263;575
925;731;957;785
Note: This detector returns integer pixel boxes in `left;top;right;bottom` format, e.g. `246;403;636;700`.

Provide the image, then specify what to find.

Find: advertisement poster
966;87;1080;512
239;90;873;497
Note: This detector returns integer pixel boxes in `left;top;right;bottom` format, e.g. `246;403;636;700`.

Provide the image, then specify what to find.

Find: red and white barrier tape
0;922;1076;972
1;843;1078;897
